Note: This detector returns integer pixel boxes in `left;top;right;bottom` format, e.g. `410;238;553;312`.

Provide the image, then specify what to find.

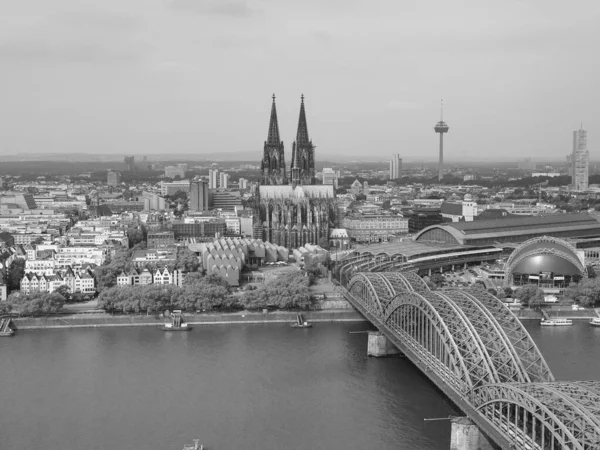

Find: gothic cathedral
255;95;336;250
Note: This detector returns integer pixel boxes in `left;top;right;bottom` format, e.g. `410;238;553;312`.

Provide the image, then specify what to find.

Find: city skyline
0;0;598;159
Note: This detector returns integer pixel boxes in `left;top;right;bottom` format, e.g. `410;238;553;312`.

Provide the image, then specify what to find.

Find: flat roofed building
415;213;600;246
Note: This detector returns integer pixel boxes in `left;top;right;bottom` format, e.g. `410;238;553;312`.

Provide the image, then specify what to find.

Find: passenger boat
590;318;600;327
182;439;203;450
540;318;573;326
291;313;312;328
162;310;192;332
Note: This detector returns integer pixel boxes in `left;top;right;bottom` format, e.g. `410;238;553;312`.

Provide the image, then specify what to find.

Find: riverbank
11;309;367;330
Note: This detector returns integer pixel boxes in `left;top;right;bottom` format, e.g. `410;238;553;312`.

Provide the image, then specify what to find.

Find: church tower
290;94;316;185
260;94;287;185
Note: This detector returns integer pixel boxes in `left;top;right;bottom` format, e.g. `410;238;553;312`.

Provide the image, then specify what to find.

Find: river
1;320;598;450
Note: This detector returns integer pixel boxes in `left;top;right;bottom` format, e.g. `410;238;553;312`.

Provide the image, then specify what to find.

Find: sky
0;0;599;162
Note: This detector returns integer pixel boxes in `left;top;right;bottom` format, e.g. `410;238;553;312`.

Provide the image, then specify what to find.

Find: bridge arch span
471;382;600;450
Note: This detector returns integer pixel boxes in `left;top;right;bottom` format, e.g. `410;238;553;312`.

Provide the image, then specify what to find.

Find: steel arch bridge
344;271;600;449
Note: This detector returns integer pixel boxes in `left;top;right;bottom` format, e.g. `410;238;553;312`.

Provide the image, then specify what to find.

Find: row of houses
117;266;186;287
20;266;96;295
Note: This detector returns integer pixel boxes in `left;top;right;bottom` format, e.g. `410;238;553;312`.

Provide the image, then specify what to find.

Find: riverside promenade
11;309;367;330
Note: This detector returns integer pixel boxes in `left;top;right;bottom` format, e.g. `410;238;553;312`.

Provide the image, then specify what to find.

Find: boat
291;313;312;328
540;318;573;326
0;317;15;337
162;310;192;332
182;439;203;450
590;318;600;327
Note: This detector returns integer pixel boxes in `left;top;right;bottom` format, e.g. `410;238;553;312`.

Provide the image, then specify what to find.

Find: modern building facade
341;214;408;243
189;180;209;212
572;127;589;191
389;153;402;180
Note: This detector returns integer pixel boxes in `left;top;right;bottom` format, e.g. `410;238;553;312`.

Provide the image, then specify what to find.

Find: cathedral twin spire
261;94;315;186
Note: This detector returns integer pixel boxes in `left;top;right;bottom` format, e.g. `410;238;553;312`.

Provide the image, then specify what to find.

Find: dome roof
506;236;585;278
512;254;582;276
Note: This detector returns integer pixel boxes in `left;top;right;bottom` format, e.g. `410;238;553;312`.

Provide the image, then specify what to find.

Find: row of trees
1;290;66;315
95;271;313;314
97;273;230;313
240;272;311;310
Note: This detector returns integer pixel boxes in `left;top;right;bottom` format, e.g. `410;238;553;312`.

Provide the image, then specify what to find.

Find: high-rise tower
389;153;402;179
572;126;589;191
260;94;287;185
290;94;316;186
434;100;449;181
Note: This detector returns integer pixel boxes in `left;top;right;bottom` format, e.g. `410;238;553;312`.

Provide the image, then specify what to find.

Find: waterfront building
572;126;589;191
107;171;121;187
389;154;402;180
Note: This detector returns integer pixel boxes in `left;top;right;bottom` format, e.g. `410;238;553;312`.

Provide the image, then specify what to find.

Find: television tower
434;100;449;181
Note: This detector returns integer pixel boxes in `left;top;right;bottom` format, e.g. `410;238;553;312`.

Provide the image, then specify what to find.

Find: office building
160;180;190;196
190;180;209;212
572;127;589;191
107;171;121;187
219;172;229;189
238;178;248;190
209;169;219;189
389;154;402;179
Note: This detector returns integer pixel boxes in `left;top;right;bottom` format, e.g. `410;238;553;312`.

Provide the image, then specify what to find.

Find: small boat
291;313;312;328
0;318;15;337
541;318;573;326
162;310;192;332
183;439;203;450
590;318;600;327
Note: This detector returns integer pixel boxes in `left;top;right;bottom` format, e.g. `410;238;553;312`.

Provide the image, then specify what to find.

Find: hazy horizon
1;0;598;160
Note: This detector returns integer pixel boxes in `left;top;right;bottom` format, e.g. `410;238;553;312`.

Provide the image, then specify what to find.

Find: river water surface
1;321;599;450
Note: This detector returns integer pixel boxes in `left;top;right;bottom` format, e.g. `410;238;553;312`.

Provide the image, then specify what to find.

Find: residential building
219;172;229;189
389;154;402;179
572;127;589;191
147;231;176;249
131;249;177;268
238;178;248;190
107;171;121;187
189;180;209;212
209;169;219;189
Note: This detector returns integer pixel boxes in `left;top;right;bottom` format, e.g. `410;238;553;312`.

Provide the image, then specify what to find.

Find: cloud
0;11;151;65
169;0;259;18
385;100;423;111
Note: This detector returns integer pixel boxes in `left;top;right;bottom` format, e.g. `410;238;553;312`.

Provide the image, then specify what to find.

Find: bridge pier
367;331;402;357
450;417;495;450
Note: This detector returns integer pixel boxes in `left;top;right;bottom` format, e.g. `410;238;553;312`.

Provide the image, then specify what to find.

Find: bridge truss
345;271;600;449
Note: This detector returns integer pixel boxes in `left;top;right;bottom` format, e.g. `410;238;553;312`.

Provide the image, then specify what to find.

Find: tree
515;284;545;307
183;272;204;285
6;291;65;315
6;258;26;293
175;248;200;272
563;278;600;307
55;285;71;301
429;273;444;288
